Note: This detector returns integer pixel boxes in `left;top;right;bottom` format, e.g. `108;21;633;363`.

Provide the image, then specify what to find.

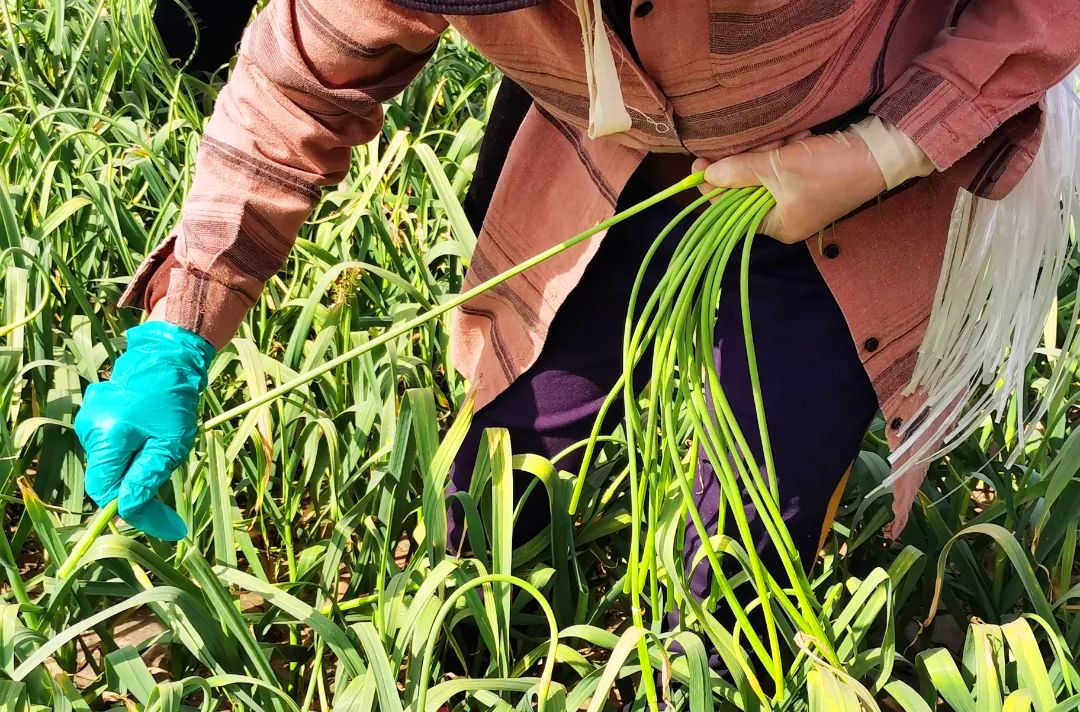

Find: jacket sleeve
872;1;1080;199
120;0;447;348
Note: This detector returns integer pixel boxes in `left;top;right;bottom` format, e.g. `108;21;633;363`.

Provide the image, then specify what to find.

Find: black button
864;337;880;352
823;244;840;259
889;417;904;430
634;1;653;17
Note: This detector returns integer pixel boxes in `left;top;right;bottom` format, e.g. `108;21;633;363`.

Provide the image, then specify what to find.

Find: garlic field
0;2;1078;710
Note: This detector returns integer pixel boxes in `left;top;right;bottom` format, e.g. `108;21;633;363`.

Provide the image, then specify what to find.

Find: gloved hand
694;115;935;244
74;320;215;540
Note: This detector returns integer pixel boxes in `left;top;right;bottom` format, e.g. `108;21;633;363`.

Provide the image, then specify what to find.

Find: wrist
125;320;217;378
150;289;245;352
847;115;935;190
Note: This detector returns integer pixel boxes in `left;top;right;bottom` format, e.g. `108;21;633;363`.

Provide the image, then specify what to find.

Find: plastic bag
886;71;1080;483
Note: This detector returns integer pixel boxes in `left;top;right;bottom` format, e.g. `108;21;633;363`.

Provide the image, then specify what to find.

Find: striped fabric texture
122;0;1080;459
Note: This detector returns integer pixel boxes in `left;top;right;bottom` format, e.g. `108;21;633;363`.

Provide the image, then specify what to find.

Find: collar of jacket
389;0;548;15
391;0;631;138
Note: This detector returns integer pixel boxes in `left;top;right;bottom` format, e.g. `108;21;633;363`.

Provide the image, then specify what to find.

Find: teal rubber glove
74;321;215;540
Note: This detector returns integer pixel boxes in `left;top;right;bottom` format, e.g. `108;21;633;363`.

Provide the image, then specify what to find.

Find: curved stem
202;172;706;432
413;573;559;712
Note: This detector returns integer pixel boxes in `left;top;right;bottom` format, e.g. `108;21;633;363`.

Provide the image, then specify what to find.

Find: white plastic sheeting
887;72;1080;484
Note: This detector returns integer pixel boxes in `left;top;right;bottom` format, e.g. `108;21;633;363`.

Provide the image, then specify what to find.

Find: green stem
50;0;109;110
414;574;559;712
57;500;118;580
201;172;706;432
0;522;38;628
0;1;35;109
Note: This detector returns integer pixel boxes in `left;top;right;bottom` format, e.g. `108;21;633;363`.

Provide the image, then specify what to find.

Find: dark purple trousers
447;175;878;599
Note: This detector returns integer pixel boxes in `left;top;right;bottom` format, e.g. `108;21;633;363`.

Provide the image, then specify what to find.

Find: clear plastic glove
694;116;934;244
74;321;215;540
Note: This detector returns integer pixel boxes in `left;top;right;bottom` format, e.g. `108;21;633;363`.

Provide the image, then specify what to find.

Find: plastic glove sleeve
848;115;935;190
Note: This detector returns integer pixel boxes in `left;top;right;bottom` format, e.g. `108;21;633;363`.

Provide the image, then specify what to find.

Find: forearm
121;0;447;348
872;0;1080;197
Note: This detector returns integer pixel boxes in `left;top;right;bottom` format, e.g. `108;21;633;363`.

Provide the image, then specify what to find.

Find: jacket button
634;0;654;17
889;417;903;430
864;337;880;352
823;244;840;259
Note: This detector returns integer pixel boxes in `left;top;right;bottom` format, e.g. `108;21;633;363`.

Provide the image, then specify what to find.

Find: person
76;0;1079;603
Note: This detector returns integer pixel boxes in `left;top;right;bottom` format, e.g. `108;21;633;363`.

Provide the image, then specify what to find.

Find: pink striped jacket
124;0;1080;457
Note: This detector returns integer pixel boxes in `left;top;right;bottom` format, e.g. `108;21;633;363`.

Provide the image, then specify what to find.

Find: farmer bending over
78;1;1080;610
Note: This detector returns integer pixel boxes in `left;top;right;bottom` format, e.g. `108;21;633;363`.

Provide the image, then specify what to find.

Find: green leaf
104;647;156;705
0;680;27;712
411;142;476;258
917;648;975;712
1001;618;1057;711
